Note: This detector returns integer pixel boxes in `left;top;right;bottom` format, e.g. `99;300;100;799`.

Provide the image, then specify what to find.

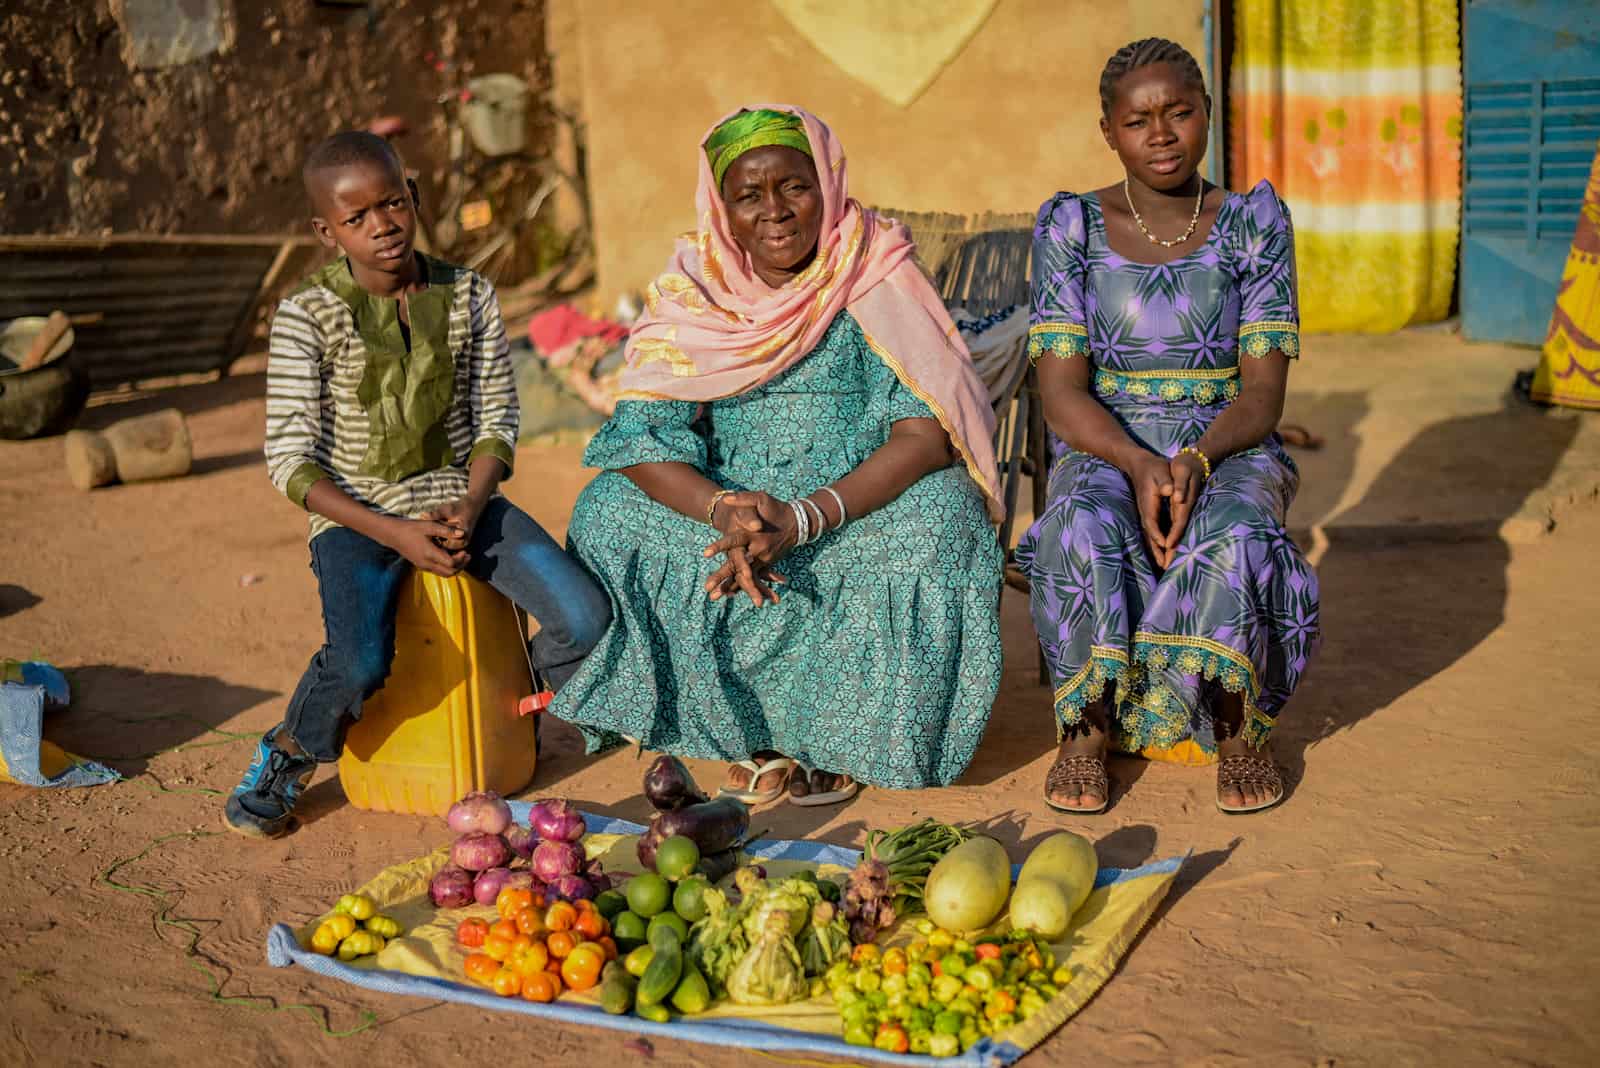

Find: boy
225;131;611;838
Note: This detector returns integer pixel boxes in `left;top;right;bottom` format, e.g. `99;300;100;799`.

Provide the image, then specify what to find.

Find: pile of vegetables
685;865;848;1007
307;893;405;961
429;792;610;910
636;755;751;883
456;885;619;1001
599;832;722;1022
824;925;1073;1055
842;819;970;944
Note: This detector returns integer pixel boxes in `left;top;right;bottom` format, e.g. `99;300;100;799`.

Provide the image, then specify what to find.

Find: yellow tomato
323;913;358;941
310;923;341;955
335;894;377;921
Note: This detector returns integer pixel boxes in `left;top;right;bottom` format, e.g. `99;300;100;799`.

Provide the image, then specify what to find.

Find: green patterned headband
705;109;813;188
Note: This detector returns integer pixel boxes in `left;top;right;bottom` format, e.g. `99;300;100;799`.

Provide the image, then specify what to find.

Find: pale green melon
1008;832;1098;939
923;835;1012;934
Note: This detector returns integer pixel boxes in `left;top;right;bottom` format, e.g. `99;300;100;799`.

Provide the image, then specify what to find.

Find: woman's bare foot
1213;689;1284;812
1045;700;1111;812
788;768;856;800
723;750;792;796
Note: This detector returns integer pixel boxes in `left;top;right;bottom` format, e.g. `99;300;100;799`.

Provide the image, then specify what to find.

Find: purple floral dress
1014;180;1320;763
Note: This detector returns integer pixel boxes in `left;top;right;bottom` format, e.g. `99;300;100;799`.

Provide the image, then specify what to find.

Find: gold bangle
1179;445;1212;481
705;488;733;526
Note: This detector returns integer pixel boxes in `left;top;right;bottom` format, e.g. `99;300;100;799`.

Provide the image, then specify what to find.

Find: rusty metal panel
0;235;322;389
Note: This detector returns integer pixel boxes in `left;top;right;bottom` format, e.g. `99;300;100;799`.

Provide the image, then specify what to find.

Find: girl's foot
1212;689;1284;813
788;764;859;807
1044;703;1111;813
718;751;795;805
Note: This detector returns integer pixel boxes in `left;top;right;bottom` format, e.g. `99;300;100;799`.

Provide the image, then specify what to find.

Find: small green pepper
929;1033;961;1058
907;962;932;988
843;1023;874;1047
909;1031;933;1054
934;1010;964;1035
940;953;970;978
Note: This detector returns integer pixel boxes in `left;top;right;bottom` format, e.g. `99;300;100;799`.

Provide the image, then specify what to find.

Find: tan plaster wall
563;0;1207;301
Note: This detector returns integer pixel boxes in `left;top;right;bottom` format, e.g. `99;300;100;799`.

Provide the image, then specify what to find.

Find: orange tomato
573;909;607;940
514;906;547;938
491;967;523;998
544;901;578;932
463;952;501;984
509;940;551;976
489;918;519;941
520;971;560;1003
483;933;516;962
546;930;578;960
561;943;605;991
595;935;619;962
573;898;596;913
511;933;534;953
496;887;535;919
456;917;490;948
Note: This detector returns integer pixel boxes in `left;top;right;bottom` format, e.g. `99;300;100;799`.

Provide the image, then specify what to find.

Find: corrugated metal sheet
0;235;322;388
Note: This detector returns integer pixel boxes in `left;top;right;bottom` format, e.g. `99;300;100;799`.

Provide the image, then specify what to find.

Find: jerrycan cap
518;690;554;717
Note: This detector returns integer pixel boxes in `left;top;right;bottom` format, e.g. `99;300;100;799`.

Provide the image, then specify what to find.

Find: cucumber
636;938;683;1006
636;1002;670;1023
600;972;637;1015
624;944;655;978
669;961;711;1015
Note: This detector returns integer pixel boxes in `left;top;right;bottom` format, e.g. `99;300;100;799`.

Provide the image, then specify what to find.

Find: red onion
429;864;475;908
531;838;585;882
503;823;537;860
545;874;594;902
473;867;515;906
452;831;511;872
529;798;586;843
446;791;512;837
502;869;537;893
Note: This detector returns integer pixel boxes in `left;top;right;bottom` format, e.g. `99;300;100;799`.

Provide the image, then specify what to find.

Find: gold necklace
1124;177;1205;248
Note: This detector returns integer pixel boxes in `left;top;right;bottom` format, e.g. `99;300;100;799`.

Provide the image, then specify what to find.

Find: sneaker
223;726;316;838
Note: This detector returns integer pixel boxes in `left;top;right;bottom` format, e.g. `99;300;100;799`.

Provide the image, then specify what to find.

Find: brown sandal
1044;753;1110;814
1215;753;1284;814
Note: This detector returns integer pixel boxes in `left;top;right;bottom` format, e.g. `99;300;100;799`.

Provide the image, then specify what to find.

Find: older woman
550;106;1003;806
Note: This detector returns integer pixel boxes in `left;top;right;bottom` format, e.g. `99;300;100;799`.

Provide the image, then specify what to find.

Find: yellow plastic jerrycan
338;570;537;816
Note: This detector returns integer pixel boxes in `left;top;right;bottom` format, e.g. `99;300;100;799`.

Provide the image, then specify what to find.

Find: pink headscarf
618;104;1002;519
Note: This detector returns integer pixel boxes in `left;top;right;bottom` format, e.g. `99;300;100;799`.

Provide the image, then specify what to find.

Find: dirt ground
2;353;1597;1067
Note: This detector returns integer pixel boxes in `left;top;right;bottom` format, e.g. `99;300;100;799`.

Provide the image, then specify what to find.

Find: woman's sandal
1043;752;1110;814
717;755;796;805
788;763;860;807
1215;753;1285;814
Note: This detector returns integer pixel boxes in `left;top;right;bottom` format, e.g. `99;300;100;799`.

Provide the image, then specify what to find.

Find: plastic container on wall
339;570;536;816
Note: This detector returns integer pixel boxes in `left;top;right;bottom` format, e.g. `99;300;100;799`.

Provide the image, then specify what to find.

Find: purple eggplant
636;795;750;868
642;754;709;812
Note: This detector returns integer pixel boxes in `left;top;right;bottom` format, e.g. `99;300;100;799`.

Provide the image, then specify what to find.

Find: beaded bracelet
705;489;733;526
1178;445;1212;481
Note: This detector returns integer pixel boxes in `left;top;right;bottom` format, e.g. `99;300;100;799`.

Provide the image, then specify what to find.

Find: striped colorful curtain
1229;1;1463;332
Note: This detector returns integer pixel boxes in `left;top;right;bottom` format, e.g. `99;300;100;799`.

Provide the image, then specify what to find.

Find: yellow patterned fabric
1532;140;1600;410
1229;0;1462;332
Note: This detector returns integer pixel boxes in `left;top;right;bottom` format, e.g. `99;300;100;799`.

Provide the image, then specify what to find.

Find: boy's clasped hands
381;496;487;577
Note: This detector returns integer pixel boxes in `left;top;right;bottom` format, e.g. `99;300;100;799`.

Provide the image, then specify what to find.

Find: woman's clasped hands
702;490;797;606
1127;450;1208;570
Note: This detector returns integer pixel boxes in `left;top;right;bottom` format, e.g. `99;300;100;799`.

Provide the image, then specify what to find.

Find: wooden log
19;310;71;371
64;408;192;491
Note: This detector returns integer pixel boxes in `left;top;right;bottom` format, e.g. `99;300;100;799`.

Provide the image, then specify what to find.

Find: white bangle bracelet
802;497;828;537
820;486;847;526
789;498;810;545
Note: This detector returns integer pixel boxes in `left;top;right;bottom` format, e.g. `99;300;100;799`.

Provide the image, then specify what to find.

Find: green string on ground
100;830;378;1038
100;713;259;762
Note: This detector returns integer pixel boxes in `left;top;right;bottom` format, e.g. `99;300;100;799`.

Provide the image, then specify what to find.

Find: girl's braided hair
1098;38;1208;116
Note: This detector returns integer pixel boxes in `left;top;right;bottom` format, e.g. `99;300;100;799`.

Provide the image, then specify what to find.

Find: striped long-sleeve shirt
265;255;519;541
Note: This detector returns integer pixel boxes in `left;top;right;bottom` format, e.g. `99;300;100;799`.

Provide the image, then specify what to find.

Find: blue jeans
282;497;611;761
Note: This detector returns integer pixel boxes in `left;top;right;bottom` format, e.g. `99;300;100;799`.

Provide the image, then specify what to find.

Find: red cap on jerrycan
518;690;553;717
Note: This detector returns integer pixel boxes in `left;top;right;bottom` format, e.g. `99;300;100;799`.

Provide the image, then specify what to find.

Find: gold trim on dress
1051;645;1129;704
858;325;1000;503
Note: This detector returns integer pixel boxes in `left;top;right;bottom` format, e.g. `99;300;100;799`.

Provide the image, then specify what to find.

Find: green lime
654;835;701;880
612;909;649;948
671;876;712;922
625;872;672;918
594;889;630;922
647;910;689;947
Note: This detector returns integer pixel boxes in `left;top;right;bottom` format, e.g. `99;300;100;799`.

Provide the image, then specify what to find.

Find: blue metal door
1462;0;1600;345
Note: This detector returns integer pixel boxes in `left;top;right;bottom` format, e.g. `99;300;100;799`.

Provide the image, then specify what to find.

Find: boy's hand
422;496;487;553
383;517;470;576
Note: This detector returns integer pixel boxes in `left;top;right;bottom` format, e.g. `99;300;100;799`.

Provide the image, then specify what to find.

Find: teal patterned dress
550;311;1003;788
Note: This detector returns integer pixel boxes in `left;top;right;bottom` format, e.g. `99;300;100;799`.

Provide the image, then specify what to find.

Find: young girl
1017;39;1320;814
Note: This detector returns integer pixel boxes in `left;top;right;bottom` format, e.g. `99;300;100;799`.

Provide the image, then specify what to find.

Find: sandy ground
2;344;1598;1067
